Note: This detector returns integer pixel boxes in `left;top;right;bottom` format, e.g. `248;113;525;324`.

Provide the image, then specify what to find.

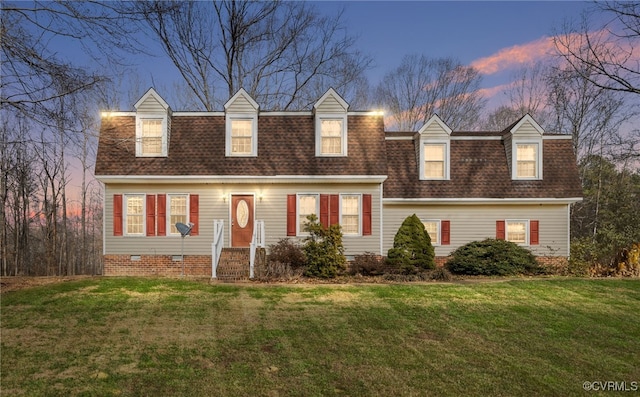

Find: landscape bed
1;277;639;396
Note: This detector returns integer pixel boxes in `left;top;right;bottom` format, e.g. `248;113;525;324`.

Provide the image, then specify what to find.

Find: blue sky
118;1;594;111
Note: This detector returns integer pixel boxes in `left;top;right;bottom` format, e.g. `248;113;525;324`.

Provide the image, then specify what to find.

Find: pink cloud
471;37;556;75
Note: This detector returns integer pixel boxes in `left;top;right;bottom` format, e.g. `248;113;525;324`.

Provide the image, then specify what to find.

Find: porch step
216;248;250;282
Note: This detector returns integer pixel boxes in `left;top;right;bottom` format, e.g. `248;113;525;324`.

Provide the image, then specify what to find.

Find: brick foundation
104;255;212;277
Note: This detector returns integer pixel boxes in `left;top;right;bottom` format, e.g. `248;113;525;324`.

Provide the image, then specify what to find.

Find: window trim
315;114;348;157
296;193;320;236
505;219;530;245
124;194;145;236
512;141;543;180
226;114;258;157
422;219;441;246
340;193;361;236
420;140;450;180
167;193;190;236
135;116;168;157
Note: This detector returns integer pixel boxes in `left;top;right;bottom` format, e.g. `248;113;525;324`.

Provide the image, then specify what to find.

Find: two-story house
95;88;582;277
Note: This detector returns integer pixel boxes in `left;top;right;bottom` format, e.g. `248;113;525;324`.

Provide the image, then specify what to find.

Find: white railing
249;220;265;279
211;220;224;278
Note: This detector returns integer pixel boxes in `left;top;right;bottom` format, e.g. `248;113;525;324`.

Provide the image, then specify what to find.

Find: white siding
315;95;348;113
421;122;450;138
105;182;382;257
382;203;570;257
504;134;513;175
512;120;543;138
226;95;258;113
136;95;167;113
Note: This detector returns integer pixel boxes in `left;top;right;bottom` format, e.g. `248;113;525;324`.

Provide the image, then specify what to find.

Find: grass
1;277;639;396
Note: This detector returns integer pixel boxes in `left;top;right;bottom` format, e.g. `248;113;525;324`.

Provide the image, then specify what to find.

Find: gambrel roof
95;114;388;178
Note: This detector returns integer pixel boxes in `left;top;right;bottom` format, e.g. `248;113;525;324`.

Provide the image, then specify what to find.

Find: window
298;194;318;234
125;195;144;235
321;119;343;155
231;119;253;155
423;220;440;245
424;144;446;179
507;220;528;244
141;119;163;156
516;143;538;178
341;195;360;235
168;194;188;235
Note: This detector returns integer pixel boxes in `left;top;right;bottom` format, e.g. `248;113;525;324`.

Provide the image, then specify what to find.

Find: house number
236;200;249;228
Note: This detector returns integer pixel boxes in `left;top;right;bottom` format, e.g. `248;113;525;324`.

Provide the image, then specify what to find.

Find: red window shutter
113;194;123;236
287;194;296;236
189;194;199;236
362;194;372;236
320;194;329;228
441;220;450;245
496;220;506;240
330;194;339;226
157;194;166;236
530;220;539;245
146;195;156;236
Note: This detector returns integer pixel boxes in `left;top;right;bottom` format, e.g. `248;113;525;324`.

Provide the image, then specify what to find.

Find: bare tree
374;54;485;131
553;1;640;95
133;0;372;110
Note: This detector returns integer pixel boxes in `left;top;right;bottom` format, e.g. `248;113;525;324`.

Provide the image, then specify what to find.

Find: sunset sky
120;1;596;111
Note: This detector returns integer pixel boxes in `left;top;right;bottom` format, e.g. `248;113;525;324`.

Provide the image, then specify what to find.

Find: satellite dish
176;222;194;237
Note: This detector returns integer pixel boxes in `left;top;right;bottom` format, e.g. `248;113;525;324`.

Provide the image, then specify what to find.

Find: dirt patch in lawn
0;276;95;294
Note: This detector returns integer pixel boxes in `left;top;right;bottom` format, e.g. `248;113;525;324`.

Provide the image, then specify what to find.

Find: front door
231;195;254;247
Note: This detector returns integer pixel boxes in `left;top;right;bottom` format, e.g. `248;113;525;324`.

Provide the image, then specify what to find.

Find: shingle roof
384;137;582;199
94;114;388;177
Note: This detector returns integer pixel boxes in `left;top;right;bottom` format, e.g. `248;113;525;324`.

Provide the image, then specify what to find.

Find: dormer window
230;119;254;155
225;89;259;157
516;143;539;178
319;116;346;155
314;88;349;157
418;115;451;180
508;115;544;180
134;88;171;158
140;119;163;156
423;143;447;179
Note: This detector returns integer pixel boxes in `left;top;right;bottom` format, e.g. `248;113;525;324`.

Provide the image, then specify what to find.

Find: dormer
506;114;544;180
417;115;451;180
225;88;259;157
314;88;349;157
134;88;171;157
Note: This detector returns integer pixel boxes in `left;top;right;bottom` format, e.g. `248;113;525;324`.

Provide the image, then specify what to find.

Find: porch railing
211;220;224;278
249;220;265;279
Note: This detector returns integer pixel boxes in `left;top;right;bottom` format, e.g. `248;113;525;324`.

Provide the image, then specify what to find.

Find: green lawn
1;278;639;396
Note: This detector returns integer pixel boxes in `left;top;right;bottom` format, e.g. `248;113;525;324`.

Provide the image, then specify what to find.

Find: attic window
231;119;254;155
420;141;450;180
316;116;347;156
136;117;168;157
516;143;539;178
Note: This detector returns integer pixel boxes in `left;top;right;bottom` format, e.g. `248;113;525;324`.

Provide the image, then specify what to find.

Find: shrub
254;261;304;281
267;238;306;269
429;267;453;282
386;214;435;273
349;252;386;276
445;238;543;276
303;214;346;278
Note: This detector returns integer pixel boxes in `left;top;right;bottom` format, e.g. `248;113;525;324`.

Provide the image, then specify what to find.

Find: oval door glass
236;200;249;228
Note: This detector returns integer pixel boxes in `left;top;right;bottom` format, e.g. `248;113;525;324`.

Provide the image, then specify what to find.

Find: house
95;88;582;277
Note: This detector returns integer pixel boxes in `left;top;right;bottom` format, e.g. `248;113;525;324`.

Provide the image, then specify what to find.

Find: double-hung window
321;119;344;155
125;195;145;235
168;194;188;235
423;220;441;245
341;194;360;235
230;119;254;155
141;119;163;156
423;144;446;179
298;194;319;234
516;143;539;179
507;220;528;244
